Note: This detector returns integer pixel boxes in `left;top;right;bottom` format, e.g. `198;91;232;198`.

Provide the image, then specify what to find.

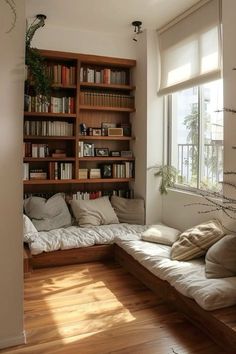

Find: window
169;79;223;192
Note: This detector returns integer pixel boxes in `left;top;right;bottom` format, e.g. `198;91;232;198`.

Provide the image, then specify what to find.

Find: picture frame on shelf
83;143;94;157
101;164;112;178
121;150;133;158
95;148;109;157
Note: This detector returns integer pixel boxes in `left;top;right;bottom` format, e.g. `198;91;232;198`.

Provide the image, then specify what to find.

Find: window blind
158;0;221;95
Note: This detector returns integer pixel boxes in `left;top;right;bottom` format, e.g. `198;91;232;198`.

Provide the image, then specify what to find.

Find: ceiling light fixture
132;20;142;42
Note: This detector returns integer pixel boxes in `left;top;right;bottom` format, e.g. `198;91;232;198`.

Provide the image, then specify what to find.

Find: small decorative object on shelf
92;128;101;136
121;150;133;158
108;128;123;137
80;123;87;135
110;151;121;157
89;169;101;179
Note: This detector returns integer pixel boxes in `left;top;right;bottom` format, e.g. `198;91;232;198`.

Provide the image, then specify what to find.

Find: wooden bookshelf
23;50;136;197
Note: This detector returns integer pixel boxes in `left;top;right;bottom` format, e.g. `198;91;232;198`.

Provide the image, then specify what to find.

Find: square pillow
24;193;72;231
142;224;181;246
205;234;236;278
110;196;145;225
70;196;119;227
170;219;224;261
23;214;38;242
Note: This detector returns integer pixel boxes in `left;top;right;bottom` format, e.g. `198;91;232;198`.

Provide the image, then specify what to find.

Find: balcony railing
177;143;223;186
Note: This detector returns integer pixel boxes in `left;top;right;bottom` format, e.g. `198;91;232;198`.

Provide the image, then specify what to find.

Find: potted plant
149;164;178;194
25;14;51;105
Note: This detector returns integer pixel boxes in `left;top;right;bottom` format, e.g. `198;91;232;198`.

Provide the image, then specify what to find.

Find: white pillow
23;214;38;242
142;224;181;246
70;196;119;227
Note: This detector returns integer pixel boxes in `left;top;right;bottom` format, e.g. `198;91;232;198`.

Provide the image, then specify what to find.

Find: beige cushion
171;219;224;261
70;196;119;227
110;196;145;225
142;224;181;246
24;193;72;231
205;235;236;278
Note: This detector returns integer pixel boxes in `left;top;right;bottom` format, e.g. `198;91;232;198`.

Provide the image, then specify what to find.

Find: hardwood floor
1;262;226;354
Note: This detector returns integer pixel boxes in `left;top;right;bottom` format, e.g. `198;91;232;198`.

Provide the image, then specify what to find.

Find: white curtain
158;0;221;95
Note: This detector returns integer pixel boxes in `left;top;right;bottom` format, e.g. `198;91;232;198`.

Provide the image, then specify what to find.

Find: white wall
31;25;136;59
0;1;25;349
133;30;163;223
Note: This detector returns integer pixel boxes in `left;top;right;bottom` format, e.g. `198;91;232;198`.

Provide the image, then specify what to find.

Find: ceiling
26;0;200;35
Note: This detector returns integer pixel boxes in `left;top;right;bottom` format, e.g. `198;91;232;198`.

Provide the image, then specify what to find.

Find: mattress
28;223;147;255
115;235;236;311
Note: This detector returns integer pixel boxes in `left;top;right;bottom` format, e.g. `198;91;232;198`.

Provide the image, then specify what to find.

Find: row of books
23;163;73;180
24;120;74;136
80;92;134;108
72;189;134;200
80;67;128;85
113;162;134;178
48;162;73;180
45;64;76;86
23;143;49;158
25;95;75;113
23;190;134;200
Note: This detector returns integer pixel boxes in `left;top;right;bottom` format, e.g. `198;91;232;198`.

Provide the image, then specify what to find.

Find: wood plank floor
1;262;226;354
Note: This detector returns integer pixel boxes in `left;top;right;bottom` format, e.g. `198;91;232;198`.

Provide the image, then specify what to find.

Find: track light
131;21;142;42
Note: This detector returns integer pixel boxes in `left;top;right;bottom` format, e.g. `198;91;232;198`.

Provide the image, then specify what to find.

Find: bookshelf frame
23;49;136;197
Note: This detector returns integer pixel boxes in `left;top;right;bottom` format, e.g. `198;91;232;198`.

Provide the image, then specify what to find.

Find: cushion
142;224;181;246
110;196;145;225
171;219;224;261
70;196;119;227
205;234;236;278
24;193;72;231
23;214;38;242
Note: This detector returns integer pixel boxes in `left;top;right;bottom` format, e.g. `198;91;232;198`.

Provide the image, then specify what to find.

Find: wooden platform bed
24;243;236;353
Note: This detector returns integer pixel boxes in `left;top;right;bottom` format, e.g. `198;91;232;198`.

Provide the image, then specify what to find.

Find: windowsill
166;185;223;200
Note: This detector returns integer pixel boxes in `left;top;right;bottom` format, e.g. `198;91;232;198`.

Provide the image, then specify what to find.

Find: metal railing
177;143;223;186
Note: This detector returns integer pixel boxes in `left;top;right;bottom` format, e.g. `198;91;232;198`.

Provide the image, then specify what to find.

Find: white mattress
28;223;147;255
115;235;236;311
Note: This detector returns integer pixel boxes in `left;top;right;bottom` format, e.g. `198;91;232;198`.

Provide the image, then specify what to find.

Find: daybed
23;194;236;352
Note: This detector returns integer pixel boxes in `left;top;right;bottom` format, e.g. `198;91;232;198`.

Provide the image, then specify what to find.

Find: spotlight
131;20;142;42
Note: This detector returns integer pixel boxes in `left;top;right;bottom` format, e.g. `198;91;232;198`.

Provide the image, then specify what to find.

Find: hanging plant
149;165;178;195
25;14;51;99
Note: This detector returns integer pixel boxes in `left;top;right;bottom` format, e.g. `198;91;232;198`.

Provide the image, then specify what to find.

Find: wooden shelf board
24;112;76;118
79;136;133;141
24;157;75;162
23;178;134;185
79;157;134;161
79;105;135;112
24;135;76;140
80;82;135;91
51;84;76;89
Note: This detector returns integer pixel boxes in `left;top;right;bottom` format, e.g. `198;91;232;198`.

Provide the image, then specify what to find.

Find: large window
169;79;223;192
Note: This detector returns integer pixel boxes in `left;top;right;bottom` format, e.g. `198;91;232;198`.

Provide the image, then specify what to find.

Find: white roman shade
158;0;221;95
